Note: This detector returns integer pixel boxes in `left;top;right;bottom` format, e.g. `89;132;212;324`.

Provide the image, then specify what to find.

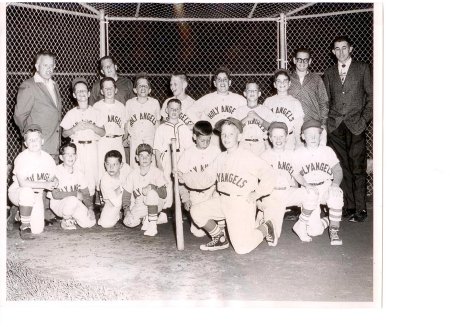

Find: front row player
8;124;58;240
48;143;96;230
292;119;344;245
122;143;168;236
179;117;277;254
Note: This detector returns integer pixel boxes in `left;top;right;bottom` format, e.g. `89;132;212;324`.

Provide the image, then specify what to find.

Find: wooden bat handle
171;138;184;250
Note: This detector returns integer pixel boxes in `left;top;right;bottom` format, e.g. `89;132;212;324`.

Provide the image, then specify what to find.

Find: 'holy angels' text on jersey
207;105;236;120
190;163;210;173
217;172;247;188
272;106;294;122
129;112;158;127
299;162;333;177
25;173;51;182
56;183;81;193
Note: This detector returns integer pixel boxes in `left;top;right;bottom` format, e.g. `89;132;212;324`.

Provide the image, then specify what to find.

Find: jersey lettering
207;105;236;120
57;184;81;193
26;172;50;182
107;115;122;128
179;113;193;126
216;172;247;188
72;119;96;128
299;162;332;176
277;161;294;177
140;112;157;125
273;107;294;122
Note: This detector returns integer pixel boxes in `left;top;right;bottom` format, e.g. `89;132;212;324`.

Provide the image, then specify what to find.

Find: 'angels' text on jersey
217;172;247;188
207;105;236;120
299;162;333;177
277;161;294;178
129;112;158;127
272;106;294;122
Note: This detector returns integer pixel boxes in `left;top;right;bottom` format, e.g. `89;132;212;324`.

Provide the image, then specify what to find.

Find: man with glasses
288;47;329;146
188;67;246;147
323;35;372;223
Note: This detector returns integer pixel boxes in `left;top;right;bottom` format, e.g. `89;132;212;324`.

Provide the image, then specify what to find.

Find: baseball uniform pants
74;141;99;196
123;190;165;228
99;200;121;228
50;196;95;228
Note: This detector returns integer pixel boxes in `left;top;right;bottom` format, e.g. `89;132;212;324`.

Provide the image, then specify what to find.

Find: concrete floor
6;203;374;303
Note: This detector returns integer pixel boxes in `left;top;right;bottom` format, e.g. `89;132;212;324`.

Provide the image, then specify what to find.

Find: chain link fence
6;3;373;196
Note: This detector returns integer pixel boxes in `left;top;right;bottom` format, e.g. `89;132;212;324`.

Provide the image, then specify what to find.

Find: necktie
340;64;346;83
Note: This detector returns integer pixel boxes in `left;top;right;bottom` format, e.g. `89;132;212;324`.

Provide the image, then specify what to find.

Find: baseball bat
171;138;184;250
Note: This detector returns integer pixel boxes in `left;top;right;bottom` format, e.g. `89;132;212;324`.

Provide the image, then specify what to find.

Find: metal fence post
278;13;287;69
99;9;106;57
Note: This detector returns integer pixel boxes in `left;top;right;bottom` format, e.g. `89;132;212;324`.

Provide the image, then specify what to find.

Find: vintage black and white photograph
3;1;381;310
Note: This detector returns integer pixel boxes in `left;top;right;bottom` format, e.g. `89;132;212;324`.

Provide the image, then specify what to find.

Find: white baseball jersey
125;97;161;145
153;121;194;155
189;92;246;125
161;95;196;126
234;104;275;141
47;164;88;200
260;148;298;189
100;163;131;207
93;100;126;137
293;146;339;184
60;106;102;142
124;166;167;202
177;145;221;175
263;94;304;134
12;149;57;188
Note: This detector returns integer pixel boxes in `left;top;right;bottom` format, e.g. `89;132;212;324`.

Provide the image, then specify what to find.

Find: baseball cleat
200;232;229;251
329;228;342;246
61;218;77;230
265;220;278;246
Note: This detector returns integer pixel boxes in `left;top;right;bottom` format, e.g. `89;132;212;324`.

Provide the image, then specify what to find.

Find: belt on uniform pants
309;181;324;186
76;140;93;144
244;139;261;142
274;187;287;190
218;191;243;197
106;135;122;138
288;131;293;135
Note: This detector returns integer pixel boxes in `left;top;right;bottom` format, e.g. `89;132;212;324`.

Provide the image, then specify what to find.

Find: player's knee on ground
306;210;325;236
61;196;79;218
123;211;142;228
74;205;96;229
18;187;36;207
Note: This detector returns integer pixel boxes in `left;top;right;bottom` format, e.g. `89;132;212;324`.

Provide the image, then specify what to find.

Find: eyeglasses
295;58;310;63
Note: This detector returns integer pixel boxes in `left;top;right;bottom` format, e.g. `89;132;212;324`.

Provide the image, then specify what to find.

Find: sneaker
61;218;77;230
19;224;35;240
141;216;150;231
265;220;278;246
349;210;367;223
200;232;229;251
329;228;342;245
157;212;168;224
144;220;158;236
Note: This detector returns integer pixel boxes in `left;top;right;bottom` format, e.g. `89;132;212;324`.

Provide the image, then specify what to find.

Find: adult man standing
14;50;62;161
323;36;372;223
288;47;329;145
14;50;63;224
89;56;133;106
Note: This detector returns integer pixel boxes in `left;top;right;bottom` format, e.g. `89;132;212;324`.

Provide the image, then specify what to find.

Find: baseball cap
71;77;88;90
23;124;42;136
215;117;243;133
136;143;153;155
268;121;288;134
301;119;323;132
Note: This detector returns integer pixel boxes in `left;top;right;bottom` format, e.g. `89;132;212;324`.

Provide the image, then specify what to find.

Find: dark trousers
328;123;367;211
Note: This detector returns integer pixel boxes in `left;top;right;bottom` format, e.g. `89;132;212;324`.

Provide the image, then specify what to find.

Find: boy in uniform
292;119;344;245
8;124;58;239
161;72;196;128
153;98;194;223
125;73;161;169
48;143;96;230
99;150;131;228
179;117;277;254
263;69;305;150
177;120;222;237
234;82;274;156
93;77;127;183
61;77;105;197
122;144;168;237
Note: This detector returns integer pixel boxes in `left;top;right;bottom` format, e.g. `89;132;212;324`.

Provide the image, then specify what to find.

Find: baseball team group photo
4;2;379;303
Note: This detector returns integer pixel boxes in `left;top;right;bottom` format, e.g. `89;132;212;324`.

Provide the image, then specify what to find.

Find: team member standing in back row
263;69;305;150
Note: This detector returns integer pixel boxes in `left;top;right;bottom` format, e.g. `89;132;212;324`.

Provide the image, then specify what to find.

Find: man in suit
14;50;63;224
323;36;372;223
14;50;63;162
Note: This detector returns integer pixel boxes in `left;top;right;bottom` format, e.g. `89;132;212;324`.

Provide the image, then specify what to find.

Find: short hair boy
125;73;161;169
8;124;58;239
99;150;131;228
48;142;96;230
122;144;168;236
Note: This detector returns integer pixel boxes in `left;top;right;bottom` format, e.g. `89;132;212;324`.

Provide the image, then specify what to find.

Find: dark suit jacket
14;76;63;155
323;60;372;135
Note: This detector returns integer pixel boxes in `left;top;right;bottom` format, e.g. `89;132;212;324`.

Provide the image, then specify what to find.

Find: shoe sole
331;240;343;245
349;217;365;223
199;243;230;251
